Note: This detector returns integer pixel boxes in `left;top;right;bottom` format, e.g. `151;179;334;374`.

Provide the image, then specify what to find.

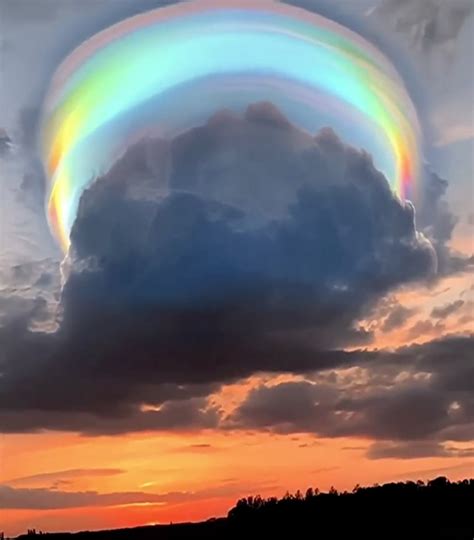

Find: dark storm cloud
67;103;435;350
229;334;474;455
230;380;452;441
0;383;221;435
0;104;437;434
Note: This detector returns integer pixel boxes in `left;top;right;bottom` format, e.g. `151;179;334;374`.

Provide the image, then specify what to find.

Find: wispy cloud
6;468;125;487
0;481;276;510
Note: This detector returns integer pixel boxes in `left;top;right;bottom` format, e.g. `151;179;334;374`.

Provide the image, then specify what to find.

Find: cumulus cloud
0;104;437;434
229;334;474;455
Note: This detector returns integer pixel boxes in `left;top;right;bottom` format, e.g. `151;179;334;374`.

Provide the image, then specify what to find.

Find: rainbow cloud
40;0;421;252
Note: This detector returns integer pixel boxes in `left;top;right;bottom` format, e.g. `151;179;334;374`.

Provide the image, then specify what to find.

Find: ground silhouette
16;477;474;539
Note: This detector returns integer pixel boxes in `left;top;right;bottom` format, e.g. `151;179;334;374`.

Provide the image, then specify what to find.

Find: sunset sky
1;0;473;537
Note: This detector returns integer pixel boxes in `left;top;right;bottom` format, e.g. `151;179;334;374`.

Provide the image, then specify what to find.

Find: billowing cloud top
0;106;437;434
40;0;421;251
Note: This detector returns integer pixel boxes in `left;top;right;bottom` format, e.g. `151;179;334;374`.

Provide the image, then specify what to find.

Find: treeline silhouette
17;477;474;539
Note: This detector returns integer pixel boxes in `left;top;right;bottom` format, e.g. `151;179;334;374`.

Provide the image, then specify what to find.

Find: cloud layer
0;481;263;510
230;334;474;457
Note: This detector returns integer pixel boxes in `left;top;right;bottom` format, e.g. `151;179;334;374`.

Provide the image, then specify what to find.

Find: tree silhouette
17;477;474;540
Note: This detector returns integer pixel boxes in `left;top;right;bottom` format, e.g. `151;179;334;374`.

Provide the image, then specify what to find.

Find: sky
0;0;473;536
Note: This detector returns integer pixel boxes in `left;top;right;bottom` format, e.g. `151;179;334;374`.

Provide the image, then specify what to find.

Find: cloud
381;303;417;332
176;443;218;453
393;462;474;479
229;334;474;454
0;141;59;265
0;128;13;154
405;319;445;340
14;106;41;152
418;168;456;245
431;113;474;147
431;299;465;319
0;104;437;434
0;481;272;510
367;441;474;460
370;0;474;147
0;485;158;510
231;379;454;441
6;468;125;488
0;395;221;436
0;258;59;330
370;0;473;53
417;165;473;276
